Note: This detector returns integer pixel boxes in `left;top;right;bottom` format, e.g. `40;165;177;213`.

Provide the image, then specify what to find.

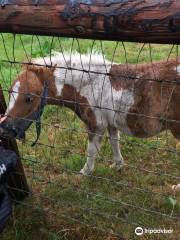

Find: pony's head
0;64;56;142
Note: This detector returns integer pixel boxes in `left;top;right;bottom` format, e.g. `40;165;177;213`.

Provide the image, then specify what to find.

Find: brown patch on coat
109;64;136;91
59;84;97;131
110;60;180;139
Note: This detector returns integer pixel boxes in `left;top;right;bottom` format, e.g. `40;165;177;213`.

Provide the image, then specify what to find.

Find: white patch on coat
174;65;180;75
33;52;134;135
6;81;20;114
113;89;134;135
98;84;134;135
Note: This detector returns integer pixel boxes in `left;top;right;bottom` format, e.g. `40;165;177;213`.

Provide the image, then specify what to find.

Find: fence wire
0;33;180;240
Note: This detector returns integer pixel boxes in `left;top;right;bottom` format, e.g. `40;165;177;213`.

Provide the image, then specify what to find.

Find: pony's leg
80;129;104;176
108;127;124;170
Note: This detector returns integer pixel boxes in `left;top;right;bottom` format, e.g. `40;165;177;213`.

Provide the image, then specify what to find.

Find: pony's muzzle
0;118;19;139
0;115;7;124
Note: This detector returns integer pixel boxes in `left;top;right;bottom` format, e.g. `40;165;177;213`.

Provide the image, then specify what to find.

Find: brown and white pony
0;53;179;175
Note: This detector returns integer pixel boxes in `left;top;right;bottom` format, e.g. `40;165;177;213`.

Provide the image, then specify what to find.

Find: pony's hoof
110;162;124;171
79;168;92;176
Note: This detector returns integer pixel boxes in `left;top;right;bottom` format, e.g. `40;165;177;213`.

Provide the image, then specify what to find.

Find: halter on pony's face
0;65;52;145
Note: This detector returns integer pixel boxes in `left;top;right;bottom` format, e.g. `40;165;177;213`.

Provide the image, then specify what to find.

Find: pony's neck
43;76;57;105
32;67;57;105
41;72;78;107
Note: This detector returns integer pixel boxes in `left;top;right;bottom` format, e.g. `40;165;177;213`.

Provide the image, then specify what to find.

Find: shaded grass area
0;34;180;239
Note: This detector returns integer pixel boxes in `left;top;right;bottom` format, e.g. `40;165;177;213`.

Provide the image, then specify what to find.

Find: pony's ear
25;64;45;74
50;64;57;73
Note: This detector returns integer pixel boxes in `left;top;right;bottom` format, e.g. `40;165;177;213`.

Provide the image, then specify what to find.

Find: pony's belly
105;106;164;138
126;112;164;138
112;113;164;137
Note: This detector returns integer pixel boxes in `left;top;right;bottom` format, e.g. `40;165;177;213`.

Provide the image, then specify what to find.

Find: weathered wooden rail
0;0;180;44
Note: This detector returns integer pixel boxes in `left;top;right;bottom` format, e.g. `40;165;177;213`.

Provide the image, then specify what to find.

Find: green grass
0;33;180;240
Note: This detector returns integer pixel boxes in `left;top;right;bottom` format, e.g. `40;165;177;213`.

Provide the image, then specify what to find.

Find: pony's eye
25;95;34;103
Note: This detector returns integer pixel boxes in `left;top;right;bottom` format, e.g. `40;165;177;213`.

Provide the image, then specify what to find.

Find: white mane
33;51;112;73
32;51;116;98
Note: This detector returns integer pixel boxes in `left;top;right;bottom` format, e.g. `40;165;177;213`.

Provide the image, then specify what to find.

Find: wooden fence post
0;85;29;201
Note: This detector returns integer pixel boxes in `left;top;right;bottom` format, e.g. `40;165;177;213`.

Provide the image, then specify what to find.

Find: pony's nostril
6;123;11;129
12;127;18;134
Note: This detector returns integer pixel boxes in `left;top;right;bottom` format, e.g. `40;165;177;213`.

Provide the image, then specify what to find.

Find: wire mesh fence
0;33;180;239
